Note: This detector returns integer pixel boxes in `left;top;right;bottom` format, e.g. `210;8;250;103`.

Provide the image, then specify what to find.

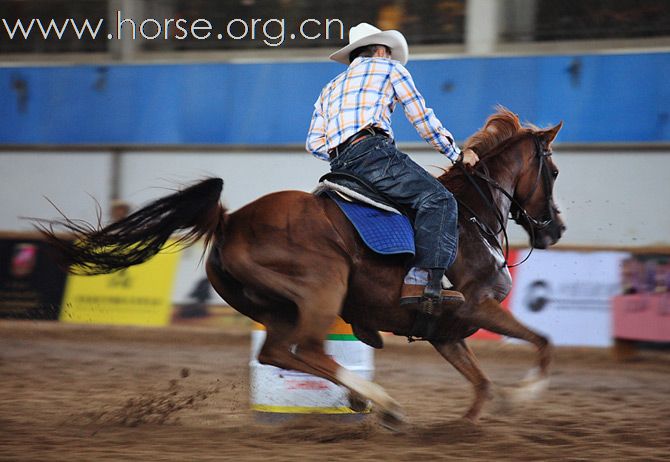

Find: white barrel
250;319;374;417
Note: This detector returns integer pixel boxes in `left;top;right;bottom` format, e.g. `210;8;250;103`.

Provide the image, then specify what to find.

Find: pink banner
612;294;670;342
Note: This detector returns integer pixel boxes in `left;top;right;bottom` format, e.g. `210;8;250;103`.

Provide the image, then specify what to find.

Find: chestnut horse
38;109;565;428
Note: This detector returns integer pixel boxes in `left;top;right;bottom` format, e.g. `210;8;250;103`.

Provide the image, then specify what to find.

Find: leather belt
328;126;388;160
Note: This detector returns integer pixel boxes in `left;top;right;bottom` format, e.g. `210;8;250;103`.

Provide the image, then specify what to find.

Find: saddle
316;172;408;215
314;172;415;257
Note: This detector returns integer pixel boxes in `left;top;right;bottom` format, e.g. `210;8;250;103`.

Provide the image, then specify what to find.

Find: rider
306;23;479;326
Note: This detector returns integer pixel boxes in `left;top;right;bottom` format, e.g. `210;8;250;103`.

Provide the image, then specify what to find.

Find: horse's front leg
430;339;492;422
458;297;552;376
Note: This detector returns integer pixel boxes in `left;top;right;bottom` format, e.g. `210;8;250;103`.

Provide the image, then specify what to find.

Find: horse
37;108;565;429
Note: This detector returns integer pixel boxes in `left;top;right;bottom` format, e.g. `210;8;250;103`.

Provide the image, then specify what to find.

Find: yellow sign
60;249;180;326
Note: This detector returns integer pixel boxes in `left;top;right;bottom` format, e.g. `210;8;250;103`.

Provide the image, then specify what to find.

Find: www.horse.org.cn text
1;12;346;47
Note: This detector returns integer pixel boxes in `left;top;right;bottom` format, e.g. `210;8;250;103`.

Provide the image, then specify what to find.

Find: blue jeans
329;135;458;270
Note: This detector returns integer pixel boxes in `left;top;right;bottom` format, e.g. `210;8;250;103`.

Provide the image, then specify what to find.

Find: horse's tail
36;178;226;275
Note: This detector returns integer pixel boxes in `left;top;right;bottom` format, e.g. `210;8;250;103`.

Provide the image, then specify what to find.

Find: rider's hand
460;148;479;167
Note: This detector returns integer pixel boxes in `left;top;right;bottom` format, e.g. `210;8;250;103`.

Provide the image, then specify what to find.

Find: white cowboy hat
329;22;409;65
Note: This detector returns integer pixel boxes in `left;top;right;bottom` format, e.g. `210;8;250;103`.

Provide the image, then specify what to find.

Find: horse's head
446;107;567;250
512;123;566;249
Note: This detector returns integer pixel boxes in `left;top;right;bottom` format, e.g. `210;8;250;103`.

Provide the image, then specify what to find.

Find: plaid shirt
306;57;461;162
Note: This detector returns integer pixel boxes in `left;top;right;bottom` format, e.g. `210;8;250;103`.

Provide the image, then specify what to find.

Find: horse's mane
463;106;535;158
439;107;535;192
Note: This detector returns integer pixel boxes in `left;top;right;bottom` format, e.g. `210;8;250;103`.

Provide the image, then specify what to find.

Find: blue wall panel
0;52;668;145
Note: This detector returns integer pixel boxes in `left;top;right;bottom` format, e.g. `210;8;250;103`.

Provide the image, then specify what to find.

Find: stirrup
415;273;442;338
409;269;451;339
402;290;465;339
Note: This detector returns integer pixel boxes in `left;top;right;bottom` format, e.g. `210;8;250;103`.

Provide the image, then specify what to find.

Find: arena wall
1;51;668;145
0;151;114;230
2;146;669;248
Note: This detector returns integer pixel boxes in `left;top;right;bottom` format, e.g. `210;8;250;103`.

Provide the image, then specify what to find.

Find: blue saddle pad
327;192;415;256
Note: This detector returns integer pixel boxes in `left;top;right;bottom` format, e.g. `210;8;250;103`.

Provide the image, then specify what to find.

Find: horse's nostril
560;225;566;232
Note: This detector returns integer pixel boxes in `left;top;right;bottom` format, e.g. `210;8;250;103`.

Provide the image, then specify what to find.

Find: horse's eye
552;170;559;178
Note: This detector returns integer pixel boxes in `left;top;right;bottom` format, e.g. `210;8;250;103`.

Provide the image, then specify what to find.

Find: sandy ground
1;321;669;462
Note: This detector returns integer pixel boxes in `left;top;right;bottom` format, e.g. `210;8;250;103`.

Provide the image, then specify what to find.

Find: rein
454;135;554;268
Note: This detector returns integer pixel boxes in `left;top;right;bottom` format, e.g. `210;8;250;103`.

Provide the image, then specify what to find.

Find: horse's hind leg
206;254;329;378
292;284;404;425
256;280;404;427
430;339;492;422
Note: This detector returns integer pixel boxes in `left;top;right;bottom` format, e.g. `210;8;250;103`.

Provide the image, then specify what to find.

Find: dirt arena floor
1;321;669;461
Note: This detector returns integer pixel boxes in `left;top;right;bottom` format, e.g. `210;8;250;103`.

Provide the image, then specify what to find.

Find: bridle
509;135;558;231
455;134;557;268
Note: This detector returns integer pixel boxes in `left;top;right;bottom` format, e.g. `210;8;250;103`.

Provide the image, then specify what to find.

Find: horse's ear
539;121;563;145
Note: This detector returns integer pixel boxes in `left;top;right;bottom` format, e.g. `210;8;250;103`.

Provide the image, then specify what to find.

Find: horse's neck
469;145;524;241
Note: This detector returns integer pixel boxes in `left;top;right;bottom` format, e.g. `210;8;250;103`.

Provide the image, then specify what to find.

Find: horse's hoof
348;392;372;413
378;406;406;432
513;368;550;402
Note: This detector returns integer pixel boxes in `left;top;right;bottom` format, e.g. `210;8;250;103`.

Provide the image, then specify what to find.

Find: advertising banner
0;236;69;320
612;294;670;342
508;250;629;347
60;248;180;326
